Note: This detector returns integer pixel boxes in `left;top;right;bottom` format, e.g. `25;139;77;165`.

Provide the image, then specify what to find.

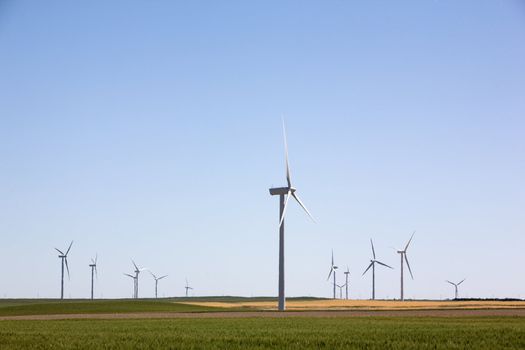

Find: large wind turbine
344;266;350;300
269;121;314;311
362;239;393;300
446;279;466;299
397;232;415;301
150;272;168;299
184;278;193;297
326;250;338;299
89;255;98;300
55;241;73;300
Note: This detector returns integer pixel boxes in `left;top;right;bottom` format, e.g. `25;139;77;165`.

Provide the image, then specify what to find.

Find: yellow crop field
182;299;525;311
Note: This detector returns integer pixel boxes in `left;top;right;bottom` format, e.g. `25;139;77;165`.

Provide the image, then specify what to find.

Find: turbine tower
55;241;73;300
184;278;193;297
446;279;466;299
362;239;393;300
89;255;98;300
397;231;415;301
269;121;314;311
150;272;168;299
344;266;350;300
326;250;338;299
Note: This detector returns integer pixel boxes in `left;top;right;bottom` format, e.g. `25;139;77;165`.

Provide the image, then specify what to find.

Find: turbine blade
149;271;156;279
159;275;168;280
370;239;376;260
55;248;64;255
327;267;333;281
362;262;373;276
375;260;393;269
458;278;466;285
446;280;455;286
404;231;415;251
282;119;292;188
404;254;414;279
65;241;73;256
331;250;334;266
65;258;70;279
132;260;139;271
291;193;315;222
278;190;292;227
124;273;134;278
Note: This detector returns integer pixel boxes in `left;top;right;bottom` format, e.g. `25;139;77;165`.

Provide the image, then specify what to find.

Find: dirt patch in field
1;308;525;321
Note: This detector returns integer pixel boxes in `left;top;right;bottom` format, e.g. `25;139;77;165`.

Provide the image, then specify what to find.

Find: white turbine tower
55;241;73;300
269;121;314;311
396;232;415;301
446;279;466;299
150;272;168;299
362;239;393;300
89;255;98;300
326;250;338;299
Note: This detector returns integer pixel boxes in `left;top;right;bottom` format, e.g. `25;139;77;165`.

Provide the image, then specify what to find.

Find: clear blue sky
0;0;524;299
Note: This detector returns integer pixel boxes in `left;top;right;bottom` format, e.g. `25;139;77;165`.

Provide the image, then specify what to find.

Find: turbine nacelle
269;187;296;196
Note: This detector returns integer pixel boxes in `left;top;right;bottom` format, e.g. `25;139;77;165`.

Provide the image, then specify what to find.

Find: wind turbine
326;250;338;299
269;121;315;311
396;231;415;301
123;273;136;298
184;278;193;297
89;255;98;300
55;241;73;300
344;266;350;300
362;239;393;300
446;279;466;299
131;260;146;299
334;283;347;299
150;272;168;299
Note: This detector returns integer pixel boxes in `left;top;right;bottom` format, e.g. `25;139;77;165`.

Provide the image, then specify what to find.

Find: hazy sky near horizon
1;1;524;300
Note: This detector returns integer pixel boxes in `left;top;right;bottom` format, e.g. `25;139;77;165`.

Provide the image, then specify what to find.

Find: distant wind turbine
334;283;347;299
150;272;168;299
396;231;415;301
269;121;315;311
362;239;393;300
89;255;98;300
185;278;193;297
123;273;136;298
446;279;466;299
344;266;350;300
55;241;73;300
326;250;338;299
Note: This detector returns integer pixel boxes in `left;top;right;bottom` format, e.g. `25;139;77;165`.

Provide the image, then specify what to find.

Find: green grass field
0;299;225;316
0;317;524;349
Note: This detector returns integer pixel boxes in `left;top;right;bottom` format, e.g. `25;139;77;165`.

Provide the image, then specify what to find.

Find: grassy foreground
0;317;524;349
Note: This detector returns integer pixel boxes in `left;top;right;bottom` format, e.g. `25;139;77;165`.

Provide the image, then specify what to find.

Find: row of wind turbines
326;235;467;301
54;241;193;299
50;121;466;308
